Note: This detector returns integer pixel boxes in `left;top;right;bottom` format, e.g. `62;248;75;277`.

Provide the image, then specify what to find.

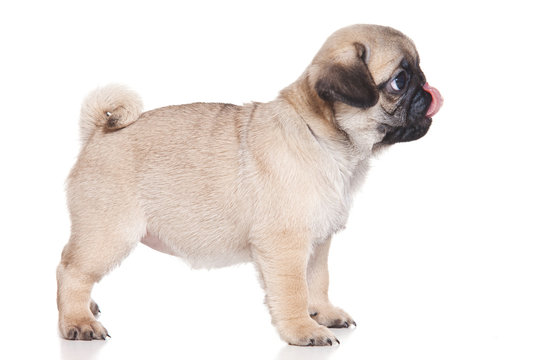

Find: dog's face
307;25;442;152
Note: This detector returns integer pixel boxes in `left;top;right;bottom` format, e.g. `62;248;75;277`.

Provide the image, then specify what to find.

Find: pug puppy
57;24;442;346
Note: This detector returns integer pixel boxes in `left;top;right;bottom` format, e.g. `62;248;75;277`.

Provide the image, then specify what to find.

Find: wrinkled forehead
315;25;420;84
364;30;419;84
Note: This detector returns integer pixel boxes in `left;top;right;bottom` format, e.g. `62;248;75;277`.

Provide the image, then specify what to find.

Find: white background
1;1;539;359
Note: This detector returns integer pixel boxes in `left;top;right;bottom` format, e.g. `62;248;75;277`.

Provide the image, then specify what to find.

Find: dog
57;24;442;346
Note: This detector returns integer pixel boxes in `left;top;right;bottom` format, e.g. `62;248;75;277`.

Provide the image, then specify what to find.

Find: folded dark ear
315;43;379;108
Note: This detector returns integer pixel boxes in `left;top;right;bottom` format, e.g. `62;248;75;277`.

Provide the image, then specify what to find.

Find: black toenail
327;338;332;345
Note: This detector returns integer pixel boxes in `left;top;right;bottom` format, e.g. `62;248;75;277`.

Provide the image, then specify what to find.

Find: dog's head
301;25;442;153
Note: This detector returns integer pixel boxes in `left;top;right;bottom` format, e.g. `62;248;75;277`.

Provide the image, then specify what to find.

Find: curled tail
79;84;143;144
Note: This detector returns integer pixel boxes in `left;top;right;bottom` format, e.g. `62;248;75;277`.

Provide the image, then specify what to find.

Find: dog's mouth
380;83;442;145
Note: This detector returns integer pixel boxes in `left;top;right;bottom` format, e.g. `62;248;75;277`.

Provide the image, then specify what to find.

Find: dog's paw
278;318;339;346
60;317;109;341
309;304;356;328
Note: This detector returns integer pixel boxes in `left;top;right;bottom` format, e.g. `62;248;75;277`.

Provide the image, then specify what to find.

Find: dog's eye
389;71;407;92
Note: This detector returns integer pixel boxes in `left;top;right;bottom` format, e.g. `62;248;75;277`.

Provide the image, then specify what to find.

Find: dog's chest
311;193;352;244
308;158;367;243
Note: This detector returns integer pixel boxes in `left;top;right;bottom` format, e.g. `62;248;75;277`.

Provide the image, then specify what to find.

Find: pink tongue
423;82;443;118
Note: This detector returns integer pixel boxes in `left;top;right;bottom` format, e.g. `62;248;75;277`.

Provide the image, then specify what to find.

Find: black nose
409;88;432;122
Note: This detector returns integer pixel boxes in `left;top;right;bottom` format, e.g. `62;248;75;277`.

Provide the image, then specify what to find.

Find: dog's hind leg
56;189;146;340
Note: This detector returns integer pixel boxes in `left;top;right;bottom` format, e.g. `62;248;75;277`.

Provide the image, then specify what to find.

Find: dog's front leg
307;238;356;328
252;232;339;346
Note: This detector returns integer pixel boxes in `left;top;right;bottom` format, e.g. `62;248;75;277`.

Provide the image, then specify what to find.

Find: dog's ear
315;43;379;109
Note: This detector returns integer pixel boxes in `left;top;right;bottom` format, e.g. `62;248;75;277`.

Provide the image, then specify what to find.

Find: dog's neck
279;75;374;162
276;77;371;194
279;74;340;141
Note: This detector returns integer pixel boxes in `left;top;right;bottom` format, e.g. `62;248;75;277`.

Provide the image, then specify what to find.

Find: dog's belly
141;233;177;256
140;232;252;269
